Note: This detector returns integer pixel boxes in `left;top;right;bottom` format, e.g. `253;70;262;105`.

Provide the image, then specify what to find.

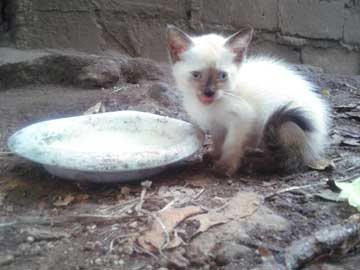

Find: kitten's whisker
222;91;245;104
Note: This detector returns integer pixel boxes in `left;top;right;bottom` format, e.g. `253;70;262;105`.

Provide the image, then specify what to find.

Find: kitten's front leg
214;112;255;176
203;129;226;167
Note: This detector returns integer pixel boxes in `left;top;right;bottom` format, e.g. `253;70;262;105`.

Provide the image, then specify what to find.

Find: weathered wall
1;0;360;74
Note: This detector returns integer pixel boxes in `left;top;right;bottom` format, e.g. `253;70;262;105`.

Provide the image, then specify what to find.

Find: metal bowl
8;111;204;182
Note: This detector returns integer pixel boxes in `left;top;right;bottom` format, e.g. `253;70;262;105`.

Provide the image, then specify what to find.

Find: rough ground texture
1;0;360;74
1;49;360;270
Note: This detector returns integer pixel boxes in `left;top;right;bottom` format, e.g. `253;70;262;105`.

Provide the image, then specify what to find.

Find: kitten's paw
202;151;220;168
202;153;215;168
213;159;239;177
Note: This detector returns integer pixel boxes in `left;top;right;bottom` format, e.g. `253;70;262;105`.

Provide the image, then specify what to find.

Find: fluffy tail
260;105;315;172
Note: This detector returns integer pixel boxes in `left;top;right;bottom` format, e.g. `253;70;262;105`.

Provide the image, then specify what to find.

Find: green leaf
335;177;360;211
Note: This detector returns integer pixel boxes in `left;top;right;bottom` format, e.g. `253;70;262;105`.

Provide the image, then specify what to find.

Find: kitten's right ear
225;27;254;64
166;25;193;63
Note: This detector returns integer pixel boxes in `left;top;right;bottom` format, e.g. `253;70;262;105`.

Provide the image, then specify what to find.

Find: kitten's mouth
199;94;215;105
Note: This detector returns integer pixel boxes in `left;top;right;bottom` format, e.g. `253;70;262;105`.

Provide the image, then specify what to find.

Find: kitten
166;25;330;176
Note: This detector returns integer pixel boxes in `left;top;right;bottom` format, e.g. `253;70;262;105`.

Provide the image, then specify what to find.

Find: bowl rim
8;110;204;173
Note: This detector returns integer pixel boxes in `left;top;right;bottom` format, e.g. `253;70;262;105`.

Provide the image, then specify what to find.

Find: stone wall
1;0;360;74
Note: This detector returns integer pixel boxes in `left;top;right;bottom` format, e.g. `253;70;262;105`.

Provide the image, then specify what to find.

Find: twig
151;213;170;250
0;221;17;228
193;188;205;200
0;151;13;156
345;165;360;173
133;242;158;260
280;171;317;182
265;182;327;200
284;214;360;270
135;180;152;213
160;200;176;212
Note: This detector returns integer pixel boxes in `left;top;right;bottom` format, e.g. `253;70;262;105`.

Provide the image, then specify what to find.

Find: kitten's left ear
225;27;254;64
166;25;193;63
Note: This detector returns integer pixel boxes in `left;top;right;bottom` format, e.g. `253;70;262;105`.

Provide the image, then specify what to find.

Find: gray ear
166;25;193;63
225;27;254;63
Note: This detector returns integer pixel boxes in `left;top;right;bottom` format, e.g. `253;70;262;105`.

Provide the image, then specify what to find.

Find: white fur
171;33;330;169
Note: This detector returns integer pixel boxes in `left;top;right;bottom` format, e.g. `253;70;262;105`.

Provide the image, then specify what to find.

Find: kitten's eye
218;71;228;81
191;71;201;80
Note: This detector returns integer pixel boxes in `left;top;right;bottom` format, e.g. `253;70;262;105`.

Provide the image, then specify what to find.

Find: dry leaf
190;213;227;235
346;111;360;121
307;158;335;171
166;230;184;249
53;194;75;207
185;176;212;188
121;186;131;196
137;205;205;252
76;194;90;202
321;88;331;96
83;102;106;115
190;192;261;235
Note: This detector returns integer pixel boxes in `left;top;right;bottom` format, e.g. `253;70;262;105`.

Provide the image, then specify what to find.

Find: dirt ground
1;51;360;270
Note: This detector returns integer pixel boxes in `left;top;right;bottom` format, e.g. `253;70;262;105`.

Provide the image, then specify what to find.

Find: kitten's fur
166;25;330;176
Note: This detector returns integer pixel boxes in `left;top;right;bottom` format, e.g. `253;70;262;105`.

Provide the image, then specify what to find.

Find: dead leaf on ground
341;138;360;147
83;102;106;115
158;185;200;202
137;205;205;252
306;158;335;171
75;194;90;202
346;111;360;121
53;194;75;207
185;176;213;188
314;189;340;202
0;177;28;192
321;88;331;97
189;192;261;236
333;103;358;112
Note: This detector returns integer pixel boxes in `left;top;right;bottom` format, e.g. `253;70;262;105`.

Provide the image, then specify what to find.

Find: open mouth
199;94;215;105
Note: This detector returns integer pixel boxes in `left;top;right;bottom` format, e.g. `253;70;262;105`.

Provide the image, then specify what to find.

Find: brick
201;0;278;30
302;47;360;74
279;0;345;39
344;8;360;44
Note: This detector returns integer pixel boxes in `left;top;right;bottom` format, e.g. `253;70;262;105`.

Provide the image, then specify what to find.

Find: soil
0;51;360;270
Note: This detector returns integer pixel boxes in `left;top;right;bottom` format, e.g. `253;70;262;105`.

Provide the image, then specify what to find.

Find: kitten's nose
204;89;215;97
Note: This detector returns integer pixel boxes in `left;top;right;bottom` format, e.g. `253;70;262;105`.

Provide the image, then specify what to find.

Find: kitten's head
166;25;253;105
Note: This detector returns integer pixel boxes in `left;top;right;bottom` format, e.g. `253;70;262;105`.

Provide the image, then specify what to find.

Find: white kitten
166;25;330;176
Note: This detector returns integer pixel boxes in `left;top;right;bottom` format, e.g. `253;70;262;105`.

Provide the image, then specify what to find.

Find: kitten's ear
166;25;193;63
225;27;254;64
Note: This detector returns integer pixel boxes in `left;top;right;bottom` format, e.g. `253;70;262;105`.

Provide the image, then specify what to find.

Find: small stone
0;255;14;266
84;242;96;251
95;258;102;265
215;243;252;266
121;186;131;196
123;244;133;255
86;224;97;233
227;180;233;185
129;221;138;228
26;236;35;243
141;180;152;189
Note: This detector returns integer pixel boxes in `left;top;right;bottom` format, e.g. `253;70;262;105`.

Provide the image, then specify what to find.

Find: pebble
129;221;138;228
26;236;35;243
0;255;14;266
95;258;102;265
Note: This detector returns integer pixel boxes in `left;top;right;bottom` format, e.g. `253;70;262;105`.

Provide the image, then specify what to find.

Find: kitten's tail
259;104;316;172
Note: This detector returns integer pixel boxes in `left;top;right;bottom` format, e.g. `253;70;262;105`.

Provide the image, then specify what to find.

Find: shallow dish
8;111;204;182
